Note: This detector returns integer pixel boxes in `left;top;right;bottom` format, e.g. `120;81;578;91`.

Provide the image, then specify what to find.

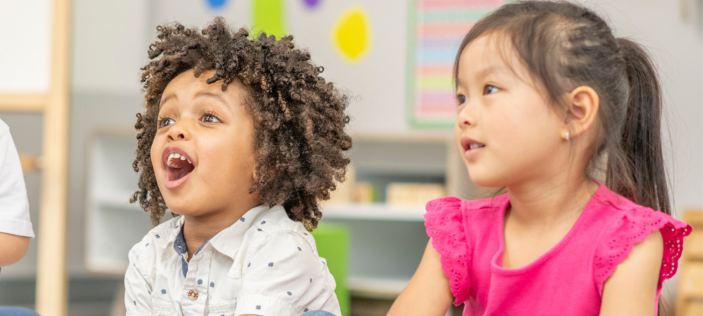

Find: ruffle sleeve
594;206;692;295
424;197;471;305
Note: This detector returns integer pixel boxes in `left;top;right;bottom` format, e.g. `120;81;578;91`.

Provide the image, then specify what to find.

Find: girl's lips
460;137;485;160
464;146;484;160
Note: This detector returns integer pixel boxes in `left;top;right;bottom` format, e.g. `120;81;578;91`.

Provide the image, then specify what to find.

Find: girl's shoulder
590;185;692;295
424;194;509;231
423;195;508;304
426;194;509;217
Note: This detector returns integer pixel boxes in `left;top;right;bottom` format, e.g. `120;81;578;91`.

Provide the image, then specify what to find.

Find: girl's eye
202;114;220;123
483;85;500;95
158;117;174;128
457;94;467;105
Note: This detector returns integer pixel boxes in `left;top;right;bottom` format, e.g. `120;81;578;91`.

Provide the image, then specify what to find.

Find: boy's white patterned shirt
124;204;341;316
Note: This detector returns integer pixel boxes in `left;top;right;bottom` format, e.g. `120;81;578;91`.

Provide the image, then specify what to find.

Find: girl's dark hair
131;18;352;229
454;1;670;216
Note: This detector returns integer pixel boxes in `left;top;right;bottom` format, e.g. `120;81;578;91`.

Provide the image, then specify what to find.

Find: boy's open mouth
162;147;196;189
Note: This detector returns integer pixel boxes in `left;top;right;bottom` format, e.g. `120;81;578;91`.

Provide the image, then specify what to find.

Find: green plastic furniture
312;223;351;316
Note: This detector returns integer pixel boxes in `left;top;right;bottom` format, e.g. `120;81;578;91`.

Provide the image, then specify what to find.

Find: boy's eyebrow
195;91;230;109
160;93;177;106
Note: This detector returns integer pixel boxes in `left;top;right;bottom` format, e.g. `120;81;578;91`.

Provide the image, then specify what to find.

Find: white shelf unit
85;131;469;299
85;133;154;275
322;203;425;222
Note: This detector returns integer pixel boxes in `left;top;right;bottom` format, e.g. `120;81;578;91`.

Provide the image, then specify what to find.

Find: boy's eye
202;114;220;123
457;94;467;105
483;85;500;95
158;117;174;128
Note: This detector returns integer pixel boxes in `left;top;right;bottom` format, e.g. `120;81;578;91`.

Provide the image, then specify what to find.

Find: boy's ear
564;86;599;139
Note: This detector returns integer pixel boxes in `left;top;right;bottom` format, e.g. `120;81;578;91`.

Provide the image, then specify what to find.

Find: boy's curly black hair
130;18;352;229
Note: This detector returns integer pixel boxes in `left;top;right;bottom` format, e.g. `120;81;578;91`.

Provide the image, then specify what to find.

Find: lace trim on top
424;197;470;305
594;206;693;295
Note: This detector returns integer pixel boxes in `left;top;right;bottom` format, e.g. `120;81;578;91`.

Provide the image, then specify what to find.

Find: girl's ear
564;86;599;140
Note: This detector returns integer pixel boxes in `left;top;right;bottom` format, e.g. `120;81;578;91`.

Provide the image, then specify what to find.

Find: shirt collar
208;204;271;258
152;215;185;249
154;205;272;259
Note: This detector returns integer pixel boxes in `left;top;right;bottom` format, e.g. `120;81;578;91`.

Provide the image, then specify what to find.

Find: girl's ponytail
610;38;671;215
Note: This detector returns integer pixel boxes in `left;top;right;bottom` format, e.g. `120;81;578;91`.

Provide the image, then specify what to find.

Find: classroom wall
0;0;701;281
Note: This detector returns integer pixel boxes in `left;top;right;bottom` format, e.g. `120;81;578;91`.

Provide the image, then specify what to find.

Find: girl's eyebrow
475;66;501;80
457;66;501;88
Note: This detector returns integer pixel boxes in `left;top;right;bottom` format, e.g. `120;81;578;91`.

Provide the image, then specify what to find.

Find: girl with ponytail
389;1;691;315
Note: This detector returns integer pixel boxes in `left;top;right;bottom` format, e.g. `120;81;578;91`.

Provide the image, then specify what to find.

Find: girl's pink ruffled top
425;183;692;316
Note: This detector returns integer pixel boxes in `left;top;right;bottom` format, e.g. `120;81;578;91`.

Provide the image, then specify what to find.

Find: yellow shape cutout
333;7;371;62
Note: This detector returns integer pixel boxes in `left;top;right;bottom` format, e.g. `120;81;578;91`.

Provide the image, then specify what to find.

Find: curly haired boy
124;18;351;316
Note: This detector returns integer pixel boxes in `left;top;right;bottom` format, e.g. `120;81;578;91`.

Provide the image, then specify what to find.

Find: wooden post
35;0;72;315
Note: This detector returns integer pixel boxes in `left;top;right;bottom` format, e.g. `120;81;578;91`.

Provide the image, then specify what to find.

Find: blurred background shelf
347;276;409;299
94;196;428;221
323;203;426;222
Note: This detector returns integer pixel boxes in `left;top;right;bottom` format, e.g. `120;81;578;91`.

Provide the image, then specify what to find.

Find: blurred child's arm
0;122;34;267
0;232;29;267
124;240;153;315
599;230;662;316
388;240;453;316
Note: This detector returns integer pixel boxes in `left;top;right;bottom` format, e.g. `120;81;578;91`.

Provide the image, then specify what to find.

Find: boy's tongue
166;158;195;182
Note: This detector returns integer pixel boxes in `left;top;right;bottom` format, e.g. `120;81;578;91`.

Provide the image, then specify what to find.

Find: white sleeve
235;231;339;316
124;238;153;316
0;123;34;238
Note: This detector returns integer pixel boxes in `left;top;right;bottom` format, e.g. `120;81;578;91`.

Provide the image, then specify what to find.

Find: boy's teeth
165;151;193;167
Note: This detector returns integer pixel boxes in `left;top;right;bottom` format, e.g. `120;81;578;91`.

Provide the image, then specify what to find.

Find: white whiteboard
0;0;53;94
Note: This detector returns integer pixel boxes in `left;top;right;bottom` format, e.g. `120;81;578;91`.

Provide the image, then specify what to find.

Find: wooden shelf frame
0;1;73;315
0;94;47;112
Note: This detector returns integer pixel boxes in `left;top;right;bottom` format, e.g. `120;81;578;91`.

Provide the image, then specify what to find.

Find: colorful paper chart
253;0;286;39
406;0;504;128
302;0;322;9
205;0;229;10
333;7;371;63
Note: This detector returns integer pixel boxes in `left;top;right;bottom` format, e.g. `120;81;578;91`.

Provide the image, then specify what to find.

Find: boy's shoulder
140;215;181;247
128;216;181;259
252;205;311;238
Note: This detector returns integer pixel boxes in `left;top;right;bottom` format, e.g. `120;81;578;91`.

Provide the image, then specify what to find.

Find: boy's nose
167;123;190;141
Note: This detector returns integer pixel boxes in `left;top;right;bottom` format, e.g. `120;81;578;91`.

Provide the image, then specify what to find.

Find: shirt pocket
207;300;237;316
151;300;179;316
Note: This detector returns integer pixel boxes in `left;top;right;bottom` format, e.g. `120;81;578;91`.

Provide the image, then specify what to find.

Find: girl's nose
457;106;474;127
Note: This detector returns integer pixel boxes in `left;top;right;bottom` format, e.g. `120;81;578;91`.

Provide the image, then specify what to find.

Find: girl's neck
506;174;598;227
